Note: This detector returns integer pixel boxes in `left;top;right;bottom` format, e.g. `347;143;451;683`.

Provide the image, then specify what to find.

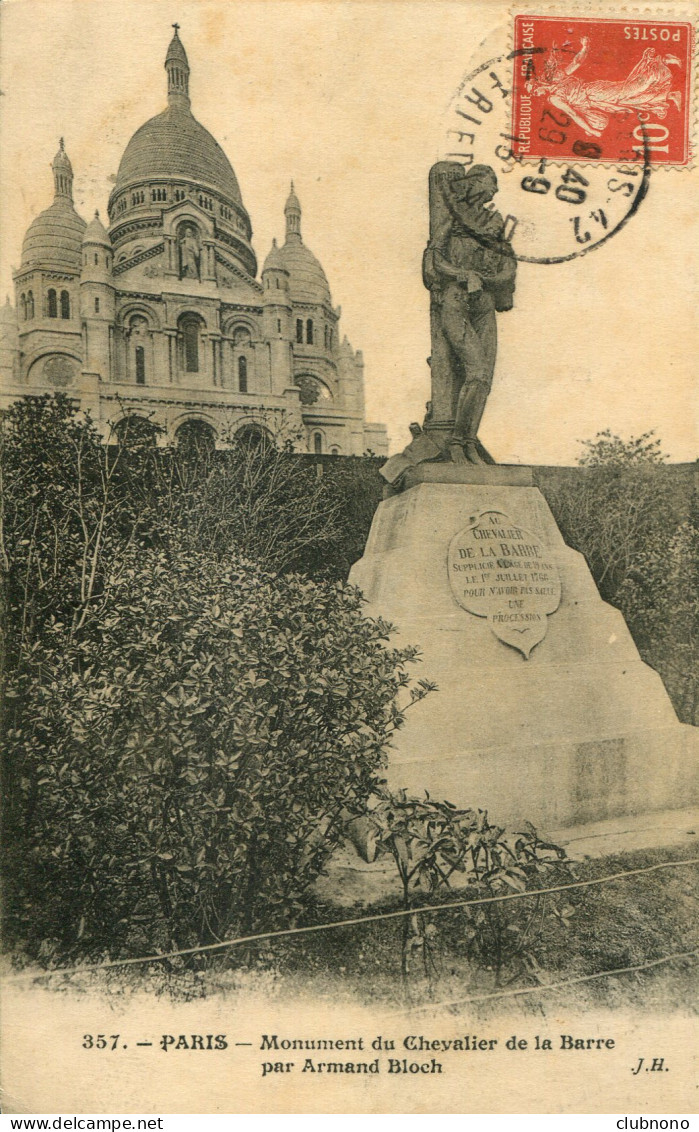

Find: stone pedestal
349;469;698;829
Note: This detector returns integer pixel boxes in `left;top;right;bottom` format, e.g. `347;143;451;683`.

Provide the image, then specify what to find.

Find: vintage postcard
0;0;697;1117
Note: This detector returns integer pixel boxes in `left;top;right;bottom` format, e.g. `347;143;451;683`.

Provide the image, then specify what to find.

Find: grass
6;844;698;1018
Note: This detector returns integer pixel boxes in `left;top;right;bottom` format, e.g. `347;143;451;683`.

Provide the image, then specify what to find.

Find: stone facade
0;29;388;457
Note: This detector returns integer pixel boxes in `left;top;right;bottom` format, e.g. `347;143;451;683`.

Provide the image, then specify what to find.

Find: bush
540;430;697;722
617;521;699;724
4;551;425;960
368;790;574;986
0;395;129;661
125;425;352;576
543;431;677;605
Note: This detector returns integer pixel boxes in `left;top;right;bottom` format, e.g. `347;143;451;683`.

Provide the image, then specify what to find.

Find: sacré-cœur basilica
0;27;388;456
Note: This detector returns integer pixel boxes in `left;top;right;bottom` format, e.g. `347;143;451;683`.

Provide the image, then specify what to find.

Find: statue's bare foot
464;440;485;465
449;441;468;464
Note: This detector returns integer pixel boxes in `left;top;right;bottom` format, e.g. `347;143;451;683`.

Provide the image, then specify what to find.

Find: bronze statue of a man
423;162;516;464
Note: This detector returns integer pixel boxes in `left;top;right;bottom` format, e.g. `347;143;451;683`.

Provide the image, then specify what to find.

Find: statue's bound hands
460;271;482;293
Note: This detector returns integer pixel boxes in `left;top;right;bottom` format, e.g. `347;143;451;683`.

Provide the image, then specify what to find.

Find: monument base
349;475;698;829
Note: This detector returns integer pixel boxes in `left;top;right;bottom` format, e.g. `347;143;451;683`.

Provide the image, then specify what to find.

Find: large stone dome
113;105;243;206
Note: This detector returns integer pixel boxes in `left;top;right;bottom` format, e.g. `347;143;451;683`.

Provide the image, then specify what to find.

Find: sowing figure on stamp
423;162;516;465
528;38;682;137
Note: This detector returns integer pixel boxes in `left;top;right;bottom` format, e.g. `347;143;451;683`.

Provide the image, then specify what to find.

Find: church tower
3;30;387;456
261;239;293;396
13;138;85;390
80;212;115;381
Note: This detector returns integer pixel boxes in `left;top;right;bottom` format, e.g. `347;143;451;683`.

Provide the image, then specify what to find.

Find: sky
0;0;696;462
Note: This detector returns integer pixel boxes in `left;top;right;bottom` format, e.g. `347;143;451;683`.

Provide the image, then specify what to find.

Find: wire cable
5;854;698;983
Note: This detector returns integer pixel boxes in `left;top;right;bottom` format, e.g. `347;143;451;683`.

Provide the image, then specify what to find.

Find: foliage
576;428;667;467
617;521;699;724
541;429;697;722
300;456;385;580
3;550;427;959
0;397;356;653
367;790;574;986
131;438;346;575
0;396;427;961
544;430;676;604
0;395;146;664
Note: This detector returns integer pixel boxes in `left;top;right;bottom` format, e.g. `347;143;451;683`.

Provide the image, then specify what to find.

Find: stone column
202;241;216;282
165;329;177;384
163;235;178;278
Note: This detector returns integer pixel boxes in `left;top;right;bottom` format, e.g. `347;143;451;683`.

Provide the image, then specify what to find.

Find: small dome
83;211;111;247
276;239;331;304
21;199;86;271
262;238;287;273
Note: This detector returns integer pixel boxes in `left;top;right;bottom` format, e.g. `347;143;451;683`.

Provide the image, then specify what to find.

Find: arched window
60;290;70;319
112;416;158;448
20;294;26;320
306;319;314;345
176;419;216;456
27;291;34;319
313;432;322;455
296;318;303;344
179;315;201;373
235;424;271;450
94;297;100;314
94;253;99;265
47;289;57;318
330;446;340;456
135;346;146;385
238;355;248;393
184;320;199;372
324;325;329;349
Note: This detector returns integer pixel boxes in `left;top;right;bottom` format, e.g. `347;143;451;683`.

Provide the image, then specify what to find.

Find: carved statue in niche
178;224;200;280
422;161;516;464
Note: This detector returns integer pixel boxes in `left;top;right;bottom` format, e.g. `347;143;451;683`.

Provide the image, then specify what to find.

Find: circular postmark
440;49;652;264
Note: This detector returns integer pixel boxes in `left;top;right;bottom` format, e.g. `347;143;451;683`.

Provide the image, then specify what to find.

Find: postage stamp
511;15;694;165
442;49;652;264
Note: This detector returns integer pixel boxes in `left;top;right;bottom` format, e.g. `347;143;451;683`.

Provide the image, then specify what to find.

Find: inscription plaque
447;509;561;658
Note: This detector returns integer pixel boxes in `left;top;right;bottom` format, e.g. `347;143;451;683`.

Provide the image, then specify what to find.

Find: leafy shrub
367;791;574;986
540;430;697;722
0;394;133;661
4;551;425;959
125;425;351;576
617;521;699;724
543;431;677;605
576;428;667;467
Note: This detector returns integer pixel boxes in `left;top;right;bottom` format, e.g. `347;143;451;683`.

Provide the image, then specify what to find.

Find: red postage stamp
511;15;694;164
